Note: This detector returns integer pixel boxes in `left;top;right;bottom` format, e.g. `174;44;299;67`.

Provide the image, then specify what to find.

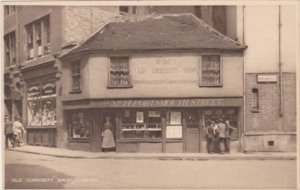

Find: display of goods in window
27;82;56;127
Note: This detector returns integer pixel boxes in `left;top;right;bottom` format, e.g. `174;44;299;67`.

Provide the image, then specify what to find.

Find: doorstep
5;145;297;161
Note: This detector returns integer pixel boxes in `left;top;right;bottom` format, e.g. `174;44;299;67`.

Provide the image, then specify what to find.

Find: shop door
101;111;117;149
184;110;201;153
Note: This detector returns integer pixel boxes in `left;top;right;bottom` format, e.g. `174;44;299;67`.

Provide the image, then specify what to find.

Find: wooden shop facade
59;14;246;152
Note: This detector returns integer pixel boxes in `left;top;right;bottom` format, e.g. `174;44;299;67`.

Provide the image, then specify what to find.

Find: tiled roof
62;13;246;57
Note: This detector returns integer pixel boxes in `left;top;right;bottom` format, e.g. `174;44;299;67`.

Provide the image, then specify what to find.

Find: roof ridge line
189;14;244;47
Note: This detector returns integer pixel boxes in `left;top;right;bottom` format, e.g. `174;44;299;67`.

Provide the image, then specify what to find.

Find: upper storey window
199;55;223;87
26;15;51;60
4;31;16;67
4;6;16;16
108;56;131;88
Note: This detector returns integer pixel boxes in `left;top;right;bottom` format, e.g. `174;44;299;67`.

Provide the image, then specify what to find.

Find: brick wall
245;73;296;132
61;6;118;48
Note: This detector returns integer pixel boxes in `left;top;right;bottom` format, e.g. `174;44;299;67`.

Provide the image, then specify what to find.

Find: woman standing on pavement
13;116;26;147
101;116;116;152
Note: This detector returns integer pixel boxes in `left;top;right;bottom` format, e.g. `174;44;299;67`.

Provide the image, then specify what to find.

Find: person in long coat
4;115;15;148
101;116;115;152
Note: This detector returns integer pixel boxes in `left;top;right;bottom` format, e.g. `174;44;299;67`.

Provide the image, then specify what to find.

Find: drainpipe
278;5;283;117
242;5;246;152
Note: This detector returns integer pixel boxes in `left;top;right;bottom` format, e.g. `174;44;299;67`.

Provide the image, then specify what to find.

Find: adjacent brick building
233;5;297;152
4;5;118;147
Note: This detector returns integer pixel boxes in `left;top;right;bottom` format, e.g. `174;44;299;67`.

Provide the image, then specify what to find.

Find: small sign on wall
257;75;278;83
170;111;181;125
136;111;144;123
166;125;182;139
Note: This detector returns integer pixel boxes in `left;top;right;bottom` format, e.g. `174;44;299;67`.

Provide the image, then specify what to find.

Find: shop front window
67;111;91;138
27;81;56;126
199;55;222;87
166;111;183;139
120;110;162;139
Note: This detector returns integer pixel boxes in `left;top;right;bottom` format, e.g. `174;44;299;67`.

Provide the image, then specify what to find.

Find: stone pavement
5;145;296;160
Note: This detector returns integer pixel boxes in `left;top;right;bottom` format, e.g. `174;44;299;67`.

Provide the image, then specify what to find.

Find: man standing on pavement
4;115;15;148
224;120;234;153
217;119;226;154
13;116;26;147
206;121;215;154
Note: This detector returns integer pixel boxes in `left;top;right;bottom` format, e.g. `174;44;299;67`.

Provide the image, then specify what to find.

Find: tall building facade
4;5;119;147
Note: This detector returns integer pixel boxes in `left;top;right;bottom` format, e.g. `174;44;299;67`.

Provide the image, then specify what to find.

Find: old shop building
59;14;246;153
3;6;118;147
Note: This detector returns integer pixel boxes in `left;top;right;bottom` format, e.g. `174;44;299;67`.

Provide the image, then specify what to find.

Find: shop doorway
203;108;240;152
101;111;117;151
184;110;201;153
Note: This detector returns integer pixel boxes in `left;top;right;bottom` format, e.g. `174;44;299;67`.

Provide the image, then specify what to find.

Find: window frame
120;109;163;140
107;55;132;89
251;88;260;112
4;6;16;17
4;31;17;67
199;54;223;87
70;60;82;93
25;15;51;60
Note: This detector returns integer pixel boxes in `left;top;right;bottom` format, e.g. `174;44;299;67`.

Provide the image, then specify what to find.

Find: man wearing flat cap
4;115;15;148
217;118;226;154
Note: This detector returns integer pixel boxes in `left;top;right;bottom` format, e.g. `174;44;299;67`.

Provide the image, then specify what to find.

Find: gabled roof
61;13;246;58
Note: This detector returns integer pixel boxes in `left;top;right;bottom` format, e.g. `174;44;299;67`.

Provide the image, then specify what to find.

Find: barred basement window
252;88;259;111
108;56;131;88
199;55;222;87
71;61;81;93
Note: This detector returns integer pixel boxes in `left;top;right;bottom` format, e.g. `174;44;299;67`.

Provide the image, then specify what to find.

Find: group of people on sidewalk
4;115;26;148
205;119;234;154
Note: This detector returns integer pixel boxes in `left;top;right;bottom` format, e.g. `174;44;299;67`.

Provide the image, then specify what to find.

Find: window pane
72;76;81;91
109;57;130;87
26;25;34;59
200;55;221;86
120;110;162;139
44;17;51;54
27;85;41;126
69;111;90;138
4;36;10;66
10;33;16;64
